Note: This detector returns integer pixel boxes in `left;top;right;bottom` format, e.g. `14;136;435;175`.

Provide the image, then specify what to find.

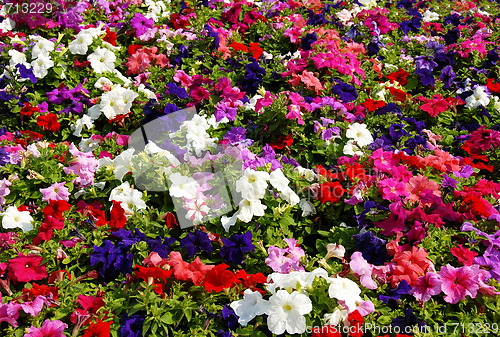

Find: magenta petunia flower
130;13;154;37
8;253;48;283
409;272;442;302
439;264;480;304
40;182;70;202
24;319;67;337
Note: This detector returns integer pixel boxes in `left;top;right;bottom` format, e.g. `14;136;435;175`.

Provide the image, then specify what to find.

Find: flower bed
1;0;500;336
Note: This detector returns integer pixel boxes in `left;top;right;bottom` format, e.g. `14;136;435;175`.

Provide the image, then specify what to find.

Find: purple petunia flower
331;81;358;102
119;313;144;337
442;175;458;190
130;13;154;37
180;230;212;258
147;236;176;258
220;231;254;265
439;65;456;89
16;64;37;84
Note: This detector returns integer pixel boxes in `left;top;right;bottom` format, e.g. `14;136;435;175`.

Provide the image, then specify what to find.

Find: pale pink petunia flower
350;252;377;289
40;182;70;202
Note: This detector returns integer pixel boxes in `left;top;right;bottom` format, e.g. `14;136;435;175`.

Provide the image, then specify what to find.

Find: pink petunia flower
40;182;70;202
378;178;408;202
409;272;442;302
350;252;377;289
0;293;21;327
24;319;67;337
439;264;480;304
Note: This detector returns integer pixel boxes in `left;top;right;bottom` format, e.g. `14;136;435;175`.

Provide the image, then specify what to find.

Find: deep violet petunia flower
220;231;255;265
119;313;144;337
147;236;176;259
331;81;358;102
180;230;212;258
379;280;412;303
353;230;388;265
392;308;426;333
439;65;456;89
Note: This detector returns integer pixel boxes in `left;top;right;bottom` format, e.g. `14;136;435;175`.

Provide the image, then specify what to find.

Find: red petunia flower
37;113;60;132
102;27;117;46
317;181;346;204
269;134;293;150
8;253;48;283
347;310;364;337
108;201;127;230
361;98;385;112
229;41;248;53
202;263;238;292
21;283;59;302
450;244;478;266
81;320;112;337
20;102;40;117
386;68;410;85
43;200;72;221
33;215;64;245
249;42;263;59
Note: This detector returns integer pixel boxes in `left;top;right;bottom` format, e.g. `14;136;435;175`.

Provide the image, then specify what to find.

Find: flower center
283;304;292;311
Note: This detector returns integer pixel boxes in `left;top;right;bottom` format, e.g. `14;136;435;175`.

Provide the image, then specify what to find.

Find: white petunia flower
422;10;439;22
269;169;299;205
235;168;270;201
230;289;269;326
87;47;116;73
221;212;239;232
343;139;364;156
0;17;15;32
2;206;34;233
113;189;147;214
31;54;54;79
465;86;490;109
8;49;29;69
237;198;267;223
144;142;181;167
328;277;363;312
69;31;94;55
299;199;316;217
31;37;55;59
266;290;312;335
168;173;198;200
109;181;133;201
113;149;135;181
94;77;113;90
79;137;100;152
324;308;349;326
99;85;138;120
346;123;373;147
71;115;93;137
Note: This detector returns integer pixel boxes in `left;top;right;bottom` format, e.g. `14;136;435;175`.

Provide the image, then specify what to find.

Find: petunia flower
438;264;480;304
350;252;377;289
40;182;70;202
8;253;48;283
230;289;269;326
266;290;312;335
25;319;67;337
2;206;34;233
409;272;442;302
